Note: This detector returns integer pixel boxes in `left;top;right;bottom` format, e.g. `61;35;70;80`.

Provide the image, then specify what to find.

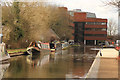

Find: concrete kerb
85;51;101;78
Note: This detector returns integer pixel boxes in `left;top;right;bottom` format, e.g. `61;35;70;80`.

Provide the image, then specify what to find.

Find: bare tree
107;19;118;36
104;0;120;8
104;0;120;39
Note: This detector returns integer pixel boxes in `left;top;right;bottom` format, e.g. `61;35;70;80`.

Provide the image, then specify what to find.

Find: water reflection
50;52;55;61
74;46;84;54
3;46;98;78
72;46;97;63
26;53;50;68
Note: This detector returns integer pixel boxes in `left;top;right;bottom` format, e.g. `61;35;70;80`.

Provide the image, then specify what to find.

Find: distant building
69;9;107;45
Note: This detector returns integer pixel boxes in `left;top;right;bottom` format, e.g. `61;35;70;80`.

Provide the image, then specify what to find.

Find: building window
86;22;107;25
85;28;107;31
101;22;107;25
69;11;74;16
85;34;107;37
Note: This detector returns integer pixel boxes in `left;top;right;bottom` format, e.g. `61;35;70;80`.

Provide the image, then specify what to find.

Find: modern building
69;9;107;45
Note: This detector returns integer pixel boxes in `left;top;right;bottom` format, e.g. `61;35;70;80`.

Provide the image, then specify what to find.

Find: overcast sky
49;0;118;23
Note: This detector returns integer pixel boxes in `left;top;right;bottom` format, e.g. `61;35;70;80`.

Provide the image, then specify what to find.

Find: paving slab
99;48;118;58
86;48;118;79
98;58;118;78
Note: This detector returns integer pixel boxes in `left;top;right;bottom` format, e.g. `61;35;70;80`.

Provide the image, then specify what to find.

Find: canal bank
7;49;26;57
86;48;118;79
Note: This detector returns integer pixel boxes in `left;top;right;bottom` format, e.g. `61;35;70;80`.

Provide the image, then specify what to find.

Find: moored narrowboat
49;41;62;52
61;41;69;50
27;41;41;55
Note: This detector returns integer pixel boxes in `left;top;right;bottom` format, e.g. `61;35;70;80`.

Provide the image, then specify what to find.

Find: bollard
100;50;102;56
99;43;102;56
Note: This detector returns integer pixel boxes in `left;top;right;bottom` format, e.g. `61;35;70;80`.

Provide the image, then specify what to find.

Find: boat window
49;43;55;49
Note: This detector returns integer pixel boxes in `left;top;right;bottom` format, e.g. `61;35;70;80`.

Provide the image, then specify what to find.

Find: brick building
69;9;107;45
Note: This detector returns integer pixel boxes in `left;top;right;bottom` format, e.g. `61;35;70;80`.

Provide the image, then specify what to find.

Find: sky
49;0;118;23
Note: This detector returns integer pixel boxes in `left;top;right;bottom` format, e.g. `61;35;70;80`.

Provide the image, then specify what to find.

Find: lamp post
0;26;3;43
98;42;103;56
100;43;103;56
0;1;2;43
118;1;120;38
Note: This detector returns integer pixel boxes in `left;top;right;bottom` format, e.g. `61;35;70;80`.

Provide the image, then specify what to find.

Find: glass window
85;28;107;31
85;34;107;37
86;22;107;25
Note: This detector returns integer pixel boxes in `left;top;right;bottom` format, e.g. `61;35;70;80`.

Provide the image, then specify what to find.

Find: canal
2;46;98;78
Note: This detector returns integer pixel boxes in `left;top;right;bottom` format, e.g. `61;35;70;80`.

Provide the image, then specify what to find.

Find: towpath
86;48;118;79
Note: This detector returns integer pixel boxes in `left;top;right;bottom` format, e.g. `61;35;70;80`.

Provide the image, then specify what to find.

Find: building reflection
66;46;98;78
50;52;55;61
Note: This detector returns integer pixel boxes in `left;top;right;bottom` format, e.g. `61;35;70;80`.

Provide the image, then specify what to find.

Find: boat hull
27;47;40;55
50;49;56;52
62;46;69;50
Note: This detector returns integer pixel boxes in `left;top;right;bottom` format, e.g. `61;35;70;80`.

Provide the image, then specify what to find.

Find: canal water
2;46;98;78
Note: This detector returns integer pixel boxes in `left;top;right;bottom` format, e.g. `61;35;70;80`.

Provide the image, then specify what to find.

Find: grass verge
7;49;26;54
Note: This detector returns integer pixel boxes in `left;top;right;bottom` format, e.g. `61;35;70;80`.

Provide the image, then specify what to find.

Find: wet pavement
1;46;98;78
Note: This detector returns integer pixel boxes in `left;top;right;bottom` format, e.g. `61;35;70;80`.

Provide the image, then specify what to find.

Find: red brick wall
75;18;107;22
86;18;107;22
74;12;86;21
85;25;107;28
84;31;107;34
58;7;68;11
84;36;107;40
74;12;107;22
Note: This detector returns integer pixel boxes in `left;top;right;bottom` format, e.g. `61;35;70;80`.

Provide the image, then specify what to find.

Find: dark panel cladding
74;22;85;43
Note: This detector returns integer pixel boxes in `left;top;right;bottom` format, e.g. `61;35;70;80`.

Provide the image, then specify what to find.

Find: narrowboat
68;40;74;45
61;41;69;50
27;41;41;55
49;41;62;52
